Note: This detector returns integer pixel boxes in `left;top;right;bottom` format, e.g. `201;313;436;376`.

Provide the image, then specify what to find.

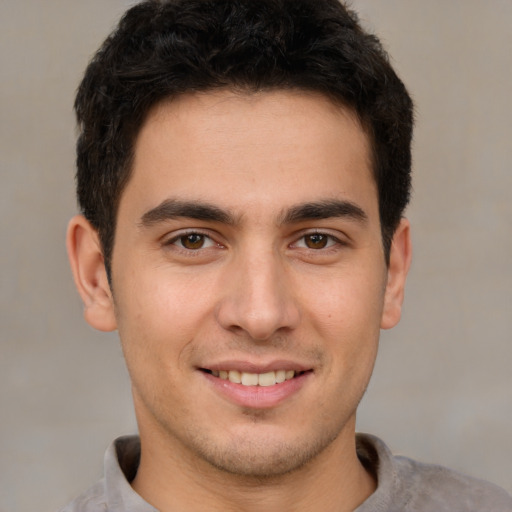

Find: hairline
100;85;390;284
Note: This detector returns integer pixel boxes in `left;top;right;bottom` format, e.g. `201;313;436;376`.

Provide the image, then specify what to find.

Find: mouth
199;364;313;408
201;368;309;387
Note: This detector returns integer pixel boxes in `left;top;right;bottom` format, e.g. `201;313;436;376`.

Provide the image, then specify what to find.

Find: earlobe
66;215;117;332
380;218;412;330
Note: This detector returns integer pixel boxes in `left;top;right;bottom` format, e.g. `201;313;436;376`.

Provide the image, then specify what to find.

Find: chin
191;426;342;479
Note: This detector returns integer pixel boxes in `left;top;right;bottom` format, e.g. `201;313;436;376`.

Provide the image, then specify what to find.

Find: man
63;0;512;510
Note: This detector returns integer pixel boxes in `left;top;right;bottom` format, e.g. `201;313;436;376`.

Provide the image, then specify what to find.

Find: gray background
1;1;511;511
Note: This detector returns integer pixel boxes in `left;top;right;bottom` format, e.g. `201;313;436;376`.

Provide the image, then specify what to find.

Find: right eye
170;232;216;250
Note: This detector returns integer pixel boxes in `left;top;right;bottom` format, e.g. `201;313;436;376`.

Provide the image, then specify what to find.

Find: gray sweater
61;434;512;511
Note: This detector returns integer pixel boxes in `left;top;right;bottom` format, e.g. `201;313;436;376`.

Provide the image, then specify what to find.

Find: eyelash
164;230;345;253
165;230;221;251
291;232;343;250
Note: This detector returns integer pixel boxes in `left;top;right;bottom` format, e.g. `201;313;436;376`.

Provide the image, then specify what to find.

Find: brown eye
304;234;329;249
179;233;206;250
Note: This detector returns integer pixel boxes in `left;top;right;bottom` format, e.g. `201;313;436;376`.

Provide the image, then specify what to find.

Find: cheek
302;265;386;334
114;268;220;366
300;265;384;382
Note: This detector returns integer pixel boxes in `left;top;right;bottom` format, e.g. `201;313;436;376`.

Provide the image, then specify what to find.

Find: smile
207;369;298;386
200;366;313;408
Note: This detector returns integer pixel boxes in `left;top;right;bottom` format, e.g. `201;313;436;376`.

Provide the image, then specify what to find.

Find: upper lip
199;360;313;374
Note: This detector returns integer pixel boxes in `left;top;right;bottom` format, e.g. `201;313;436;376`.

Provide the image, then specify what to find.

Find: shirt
60;434;512;511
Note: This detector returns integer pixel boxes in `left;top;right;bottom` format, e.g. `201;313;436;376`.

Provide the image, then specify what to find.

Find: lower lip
201;371;311;409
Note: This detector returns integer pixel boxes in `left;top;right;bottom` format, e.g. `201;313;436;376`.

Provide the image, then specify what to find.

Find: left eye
295;233;338;249
172;233;216;250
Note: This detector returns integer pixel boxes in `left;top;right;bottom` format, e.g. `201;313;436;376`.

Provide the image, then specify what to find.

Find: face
86;90;409;477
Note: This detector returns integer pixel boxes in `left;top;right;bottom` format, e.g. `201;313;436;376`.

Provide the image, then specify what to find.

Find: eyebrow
139;198;367;228
140;199;237;227
279;199;367;225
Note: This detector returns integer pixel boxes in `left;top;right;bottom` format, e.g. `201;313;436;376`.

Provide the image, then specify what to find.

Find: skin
67;90;411;512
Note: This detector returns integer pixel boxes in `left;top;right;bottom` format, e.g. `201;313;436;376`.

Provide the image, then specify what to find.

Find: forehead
122;89;376;221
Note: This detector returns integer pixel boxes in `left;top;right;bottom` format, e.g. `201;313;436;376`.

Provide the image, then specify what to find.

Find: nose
215;249;300;341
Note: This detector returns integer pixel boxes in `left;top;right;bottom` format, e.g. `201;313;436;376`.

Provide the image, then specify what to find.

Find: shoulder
58;436;156;512
394;455;512;511
356;434;512;512
58;479;108;512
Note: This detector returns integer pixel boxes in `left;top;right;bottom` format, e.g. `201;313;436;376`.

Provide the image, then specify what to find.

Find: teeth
241;372;259;386
214;369;297;386
228;370;241;383
258;371;276;387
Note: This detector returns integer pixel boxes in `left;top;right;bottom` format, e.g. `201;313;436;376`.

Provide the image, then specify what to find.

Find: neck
131;418;376;512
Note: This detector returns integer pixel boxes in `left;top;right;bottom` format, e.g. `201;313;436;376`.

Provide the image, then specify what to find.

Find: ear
380;218;412;330
66;215;117;332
